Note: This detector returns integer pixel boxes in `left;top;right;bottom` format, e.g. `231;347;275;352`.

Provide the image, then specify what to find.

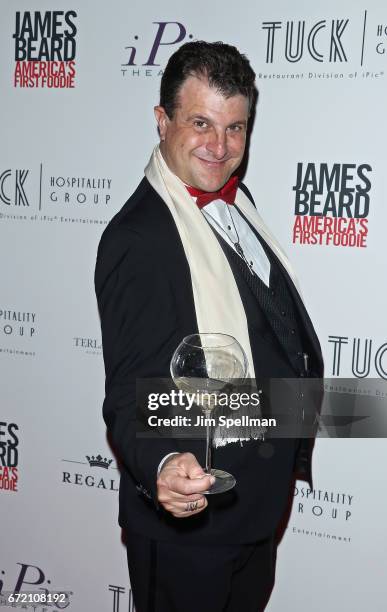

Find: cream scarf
145;145;302;444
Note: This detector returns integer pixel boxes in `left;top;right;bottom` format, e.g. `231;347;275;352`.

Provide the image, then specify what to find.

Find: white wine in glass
170;333;248;494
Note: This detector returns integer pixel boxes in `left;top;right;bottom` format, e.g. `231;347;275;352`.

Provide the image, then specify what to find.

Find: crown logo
86;454;113;469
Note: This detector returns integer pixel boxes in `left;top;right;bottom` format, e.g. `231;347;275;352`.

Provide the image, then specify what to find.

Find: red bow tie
186;176;238;209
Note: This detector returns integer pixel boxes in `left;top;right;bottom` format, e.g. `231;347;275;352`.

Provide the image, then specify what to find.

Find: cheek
230;137;246;158
176;135;195;153
185;133;207;152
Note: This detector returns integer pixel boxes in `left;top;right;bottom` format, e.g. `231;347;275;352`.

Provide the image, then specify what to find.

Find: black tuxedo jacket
95;177;324;543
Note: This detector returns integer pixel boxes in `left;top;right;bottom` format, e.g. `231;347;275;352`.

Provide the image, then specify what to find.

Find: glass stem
203;409;212;474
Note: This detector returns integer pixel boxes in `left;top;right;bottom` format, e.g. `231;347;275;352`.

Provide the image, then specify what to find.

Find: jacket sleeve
95;224;181;506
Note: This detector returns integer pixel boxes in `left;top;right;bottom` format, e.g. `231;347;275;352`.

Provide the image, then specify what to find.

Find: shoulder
102;177;161;237
95;177;181;290
98;177;174;255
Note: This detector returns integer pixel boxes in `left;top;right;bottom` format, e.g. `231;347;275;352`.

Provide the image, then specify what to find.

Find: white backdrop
1;1;386;610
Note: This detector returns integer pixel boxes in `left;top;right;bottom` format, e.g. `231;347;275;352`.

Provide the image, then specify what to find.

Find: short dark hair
160;41;256;118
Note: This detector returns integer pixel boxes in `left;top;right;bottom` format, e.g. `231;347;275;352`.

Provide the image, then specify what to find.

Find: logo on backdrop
292;485;353;544
328;335;387;379
49;175;111;207
292;163;372;248
262;18;350;64
0;422;19;493
0;309;36;358
0;562;72;609
0;169;30;207
258;12;386;80
0;166;112;226
121;21;194;78
108;585;135;612
61;453;118;492
13;10;77;88
74;336;102;356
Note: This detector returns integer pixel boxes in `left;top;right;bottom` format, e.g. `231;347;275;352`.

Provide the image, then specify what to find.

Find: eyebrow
187;114;247;128
186;114;211;123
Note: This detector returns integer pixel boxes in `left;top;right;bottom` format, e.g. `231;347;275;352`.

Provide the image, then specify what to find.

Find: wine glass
170;333;248;494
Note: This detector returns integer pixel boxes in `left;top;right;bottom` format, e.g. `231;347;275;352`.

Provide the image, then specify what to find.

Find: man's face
154;75;249;192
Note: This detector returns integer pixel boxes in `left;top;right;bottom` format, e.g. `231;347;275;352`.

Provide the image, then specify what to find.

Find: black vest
216;208;310;379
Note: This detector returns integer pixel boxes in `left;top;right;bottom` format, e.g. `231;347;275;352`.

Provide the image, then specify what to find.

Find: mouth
196;157;227;168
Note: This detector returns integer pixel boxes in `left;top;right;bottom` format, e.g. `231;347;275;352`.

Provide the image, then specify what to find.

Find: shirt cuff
157;452;179;477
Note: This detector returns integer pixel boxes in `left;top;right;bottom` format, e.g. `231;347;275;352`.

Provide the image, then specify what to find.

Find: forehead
175;75;249;122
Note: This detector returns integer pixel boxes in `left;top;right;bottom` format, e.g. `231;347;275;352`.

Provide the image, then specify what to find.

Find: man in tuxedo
95;41;323;612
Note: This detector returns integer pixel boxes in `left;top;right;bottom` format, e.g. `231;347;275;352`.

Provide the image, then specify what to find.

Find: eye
228;124;244;133
193;119;208;129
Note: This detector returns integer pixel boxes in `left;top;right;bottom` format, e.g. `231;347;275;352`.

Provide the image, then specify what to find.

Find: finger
171;498;206;512
157;470;209;500
157;488;205;504
186;464;207;478
158;452;211;485
166;497;209;518
177;454;207;480
167;473;214;496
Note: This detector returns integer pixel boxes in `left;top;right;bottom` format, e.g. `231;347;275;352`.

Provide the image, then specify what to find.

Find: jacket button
291;329;296;335
281;310;286;316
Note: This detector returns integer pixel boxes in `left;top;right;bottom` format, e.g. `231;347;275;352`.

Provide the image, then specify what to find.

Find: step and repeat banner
1;1;386;610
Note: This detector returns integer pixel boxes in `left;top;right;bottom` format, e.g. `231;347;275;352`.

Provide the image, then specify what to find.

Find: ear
154;106;169;141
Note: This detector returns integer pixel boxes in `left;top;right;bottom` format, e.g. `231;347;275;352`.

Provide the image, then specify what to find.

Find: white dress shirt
202;198;271;287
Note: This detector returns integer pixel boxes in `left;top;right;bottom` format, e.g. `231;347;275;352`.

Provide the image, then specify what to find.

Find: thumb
185;457;214;483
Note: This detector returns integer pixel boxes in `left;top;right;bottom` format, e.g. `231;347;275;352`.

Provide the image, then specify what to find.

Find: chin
196;174;230;192
192;161;233;191
197;181;224;192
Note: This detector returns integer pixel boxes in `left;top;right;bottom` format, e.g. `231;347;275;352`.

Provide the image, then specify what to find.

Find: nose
206;129;227;160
